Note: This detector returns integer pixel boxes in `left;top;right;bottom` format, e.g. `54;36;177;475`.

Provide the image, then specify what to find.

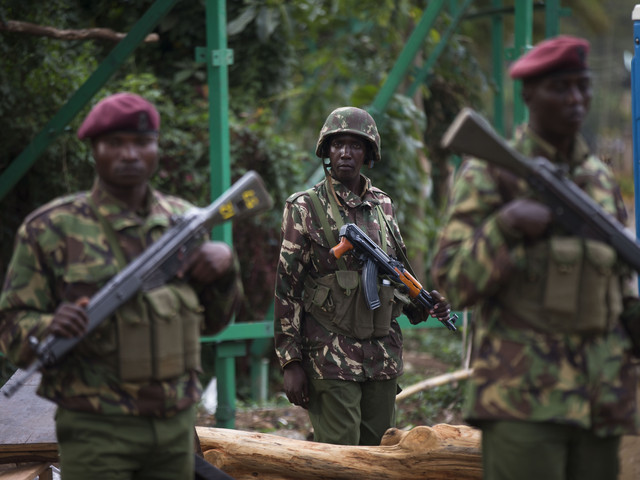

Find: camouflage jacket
274;174;406;381
0;182;241;417
432;127;639;436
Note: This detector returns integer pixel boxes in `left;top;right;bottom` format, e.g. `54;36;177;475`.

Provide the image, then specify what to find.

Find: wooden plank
0;371;58;464
0;462;51;480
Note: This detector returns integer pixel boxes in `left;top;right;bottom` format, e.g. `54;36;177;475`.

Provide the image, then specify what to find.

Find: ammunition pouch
499;236;622;334
303;272;403;339
116;283;204;382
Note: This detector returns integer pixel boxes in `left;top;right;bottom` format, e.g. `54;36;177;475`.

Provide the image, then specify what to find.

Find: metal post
545;0;560;37
405;0;473;98
214;342;246;428
368;0;446;117
512;0;533;129
631;5;640;292
491;0;505;135
205;0;233;244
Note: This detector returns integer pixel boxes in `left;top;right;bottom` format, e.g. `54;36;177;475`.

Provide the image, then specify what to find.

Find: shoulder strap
306;186;348;271
376;203;417;277
374;204;388;252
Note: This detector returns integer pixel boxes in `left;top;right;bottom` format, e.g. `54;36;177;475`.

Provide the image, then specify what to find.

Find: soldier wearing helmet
274;106;452;445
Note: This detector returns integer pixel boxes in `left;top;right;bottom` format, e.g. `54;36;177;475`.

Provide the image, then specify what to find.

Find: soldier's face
524;70;592;141
92;132;159;191
328;134;366;191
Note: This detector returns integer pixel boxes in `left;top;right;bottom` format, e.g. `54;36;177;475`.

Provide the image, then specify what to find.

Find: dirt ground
196;349;466;440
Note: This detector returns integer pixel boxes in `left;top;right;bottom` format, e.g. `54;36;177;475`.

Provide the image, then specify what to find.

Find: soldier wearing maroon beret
433;35;639;480
0;92;241;479
77;92;161;140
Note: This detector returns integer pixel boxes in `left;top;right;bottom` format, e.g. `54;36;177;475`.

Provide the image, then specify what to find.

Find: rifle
440;107;640;274
4;171;273;398
330;223;458;331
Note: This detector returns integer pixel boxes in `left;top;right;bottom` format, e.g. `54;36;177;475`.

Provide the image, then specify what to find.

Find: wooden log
0;462;53;480
197;424;482;480
396;369;473;402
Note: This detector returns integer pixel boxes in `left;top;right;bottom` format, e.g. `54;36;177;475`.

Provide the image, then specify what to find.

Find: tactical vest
497;235;623;334
88;199;203;382
301;186;404;339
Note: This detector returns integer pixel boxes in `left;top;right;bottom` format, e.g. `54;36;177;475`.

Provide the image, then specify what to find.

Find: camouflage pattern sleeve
273;197;309;368
431;159;526;308
0;220;59;367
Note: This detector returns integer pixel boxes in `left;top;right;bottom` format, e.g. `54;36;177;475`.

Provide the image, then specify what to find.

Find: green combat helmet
315;107;381;166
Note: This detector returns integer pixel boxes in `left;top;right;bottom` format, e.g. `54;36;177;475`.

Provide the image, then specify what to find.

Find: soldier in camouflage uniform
274;106;452;445
432;36;639;480
0;93;242;479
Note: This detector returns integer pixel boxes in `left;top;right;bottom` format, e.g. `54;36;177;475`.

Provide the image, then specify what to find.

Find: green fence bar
369;0;446;117
406;0;473;98
491;0;505;134
205;0;233;244
511;0;533;129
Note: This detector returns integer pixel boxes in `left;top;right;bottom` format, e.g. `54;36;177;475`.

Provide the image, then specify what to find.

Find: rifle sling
306;178;390;270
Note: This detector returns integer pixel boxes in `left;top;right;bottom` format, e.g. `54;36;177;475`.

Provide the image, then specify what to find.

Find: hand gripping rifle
440;107;640;273
330;223;458;331
4;171;273;398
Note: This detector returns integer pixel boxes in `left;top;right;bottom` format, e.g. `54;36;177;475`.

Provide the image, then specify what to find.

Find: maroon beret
509;35;590;80
77;92;160;139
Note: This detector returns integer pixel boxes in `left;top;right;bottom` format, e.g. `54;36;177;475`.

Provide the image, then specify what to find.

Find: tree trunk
197;423;481;480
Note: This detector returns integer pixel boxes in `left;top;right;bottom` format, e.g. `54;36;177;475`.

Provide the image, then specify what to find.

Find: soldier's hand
49;297;90;338
283;362;309;409
498;198;552;239
428;290;452;323
178;241;233;284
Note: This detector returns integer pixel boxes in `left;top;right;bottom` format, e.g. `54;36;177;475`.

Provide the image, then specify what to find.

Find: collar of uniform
89;181;172;231
329;174;377;208
517;125;590;170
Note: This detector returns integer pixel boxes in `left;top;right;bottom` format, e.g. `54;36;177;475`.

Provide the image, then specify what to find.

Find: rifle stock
4;171;273;398
441;108;640;274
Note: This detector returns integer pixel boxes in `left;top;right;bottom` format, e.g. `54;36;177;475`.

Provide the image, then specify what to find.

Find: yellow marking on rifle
219;202;235;219
242;189;259;209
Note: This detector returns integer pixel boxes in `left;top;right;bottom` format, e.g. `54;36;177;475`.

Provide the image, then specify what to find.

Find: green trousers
55;405;195;480
481;420;621;480
308;377;397;446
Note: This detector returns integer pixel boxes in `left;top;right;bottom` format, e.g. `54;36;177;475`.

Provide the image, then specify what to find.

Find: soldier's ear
521;78;541;104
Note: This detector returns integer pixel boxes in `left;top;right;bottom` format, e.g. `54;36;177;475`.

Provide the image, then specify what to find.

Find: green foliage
404;328;464;366
397;328;466;428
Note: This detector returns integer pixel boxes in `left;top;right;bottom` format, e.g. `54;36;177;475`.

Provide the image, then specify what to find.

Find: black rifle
440;107;640;273
330;223;458;331
4;171;273;398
